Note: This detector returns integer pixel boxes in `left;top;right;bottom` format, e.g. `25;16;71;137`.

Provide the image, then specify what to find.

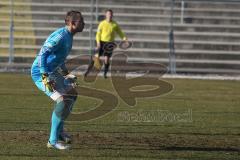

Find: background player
31;11;85;150
84;9;128;78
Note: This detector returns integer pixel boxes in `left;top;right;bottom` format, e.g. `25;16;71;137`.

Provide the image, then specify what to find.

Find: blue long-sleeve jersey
31;27;73;82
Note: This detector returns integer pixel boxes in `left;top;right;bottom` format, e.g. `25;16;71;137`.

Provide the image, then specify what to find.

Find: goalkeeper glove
93;54;102;70
42;73;55;92
64;74;78;88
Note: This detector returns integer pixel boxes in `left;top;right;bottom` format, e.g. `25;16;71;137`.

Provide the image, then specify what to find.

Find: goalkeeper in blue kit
31;11;85;150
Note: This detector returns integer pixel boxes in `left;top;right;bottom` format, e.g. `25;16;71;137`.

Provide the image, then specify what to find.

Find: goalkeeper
84;9;127;78
31;11;85;150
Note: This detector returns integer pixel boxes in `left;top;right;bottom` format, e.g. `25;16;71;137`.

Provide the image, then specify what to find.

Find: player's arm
38;35;63;74
59;62;77;88
96;22;103;50
115;23;127;40
38;34;63;91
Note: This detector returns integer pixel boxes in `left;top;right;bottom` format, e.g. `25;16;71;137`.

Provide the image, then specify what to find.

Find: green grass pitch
0;73;239;159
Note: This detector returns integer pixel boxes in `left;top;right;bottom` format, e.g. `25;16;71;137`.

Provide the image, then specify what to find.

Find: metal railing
8;0;14;64
169;0;176;74
89;0;99;56
89;0;95;56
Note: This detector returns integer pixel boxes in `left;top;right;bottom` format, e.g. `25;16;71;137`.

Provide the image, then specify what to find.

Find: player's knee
56;96;64;103
54;98;74;120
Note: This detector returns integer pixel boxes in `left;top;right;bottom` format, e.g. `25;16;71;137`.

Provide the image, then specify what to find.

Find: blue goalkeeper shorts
32;70;74;101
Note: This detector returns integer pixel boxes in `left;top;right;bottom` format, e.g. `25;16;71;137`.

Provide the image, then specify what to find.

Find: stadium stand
1;0;240;74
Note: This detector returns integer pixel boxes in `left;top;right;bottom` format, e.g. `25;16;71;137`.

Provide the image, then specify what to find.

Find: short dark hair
65;10;82;25
105;9;113;14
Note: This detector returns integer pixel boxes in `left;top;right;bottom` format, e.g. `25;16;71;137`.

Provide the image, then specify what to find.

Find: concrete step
2;0;240;9
1;61;240;75
0;1;168;11
24;0;173;7
1;43;240;61
4;1;240;18
23;0;240;9
0;10;163;18
3;1;240;12
2;26;240;42
176;52;240;61
0;44;169;56
175;67;240;75
2;35;240;51
3;18;240;33
2;42;240;54
179;1;240;10
2;33;240;50
1;53;240;65
3;1;240;17
176;61;240;71
3;9;240;25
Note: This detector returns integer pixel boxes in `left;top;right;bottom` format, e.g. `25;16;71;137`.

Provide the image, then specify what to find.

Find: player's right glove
64;73;78;88
42;73;55;92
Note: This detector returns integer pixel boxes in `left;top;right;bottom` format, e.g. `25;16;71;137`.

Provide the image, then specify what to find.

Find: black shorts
98;41;117;57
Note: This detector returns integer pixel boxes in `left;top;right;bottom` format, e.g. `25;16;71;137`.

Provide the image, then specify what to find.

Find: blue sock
57;98;75;135
58;121;64;135
49;111;62;145
49;97;77;143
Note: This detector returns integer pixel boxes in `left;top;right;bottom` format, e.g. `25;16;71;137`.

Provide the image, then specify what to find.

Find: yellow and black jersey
96;20;126;43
